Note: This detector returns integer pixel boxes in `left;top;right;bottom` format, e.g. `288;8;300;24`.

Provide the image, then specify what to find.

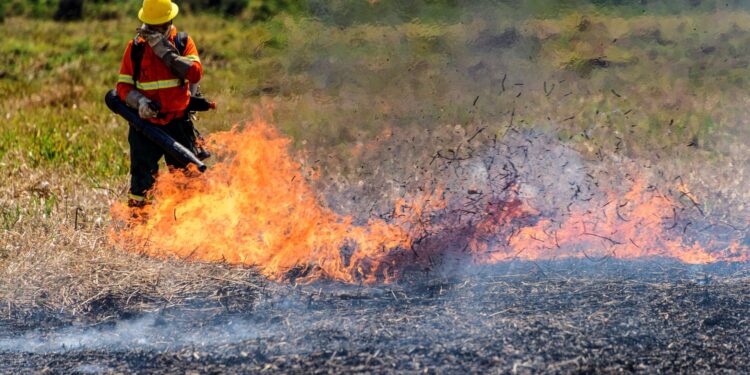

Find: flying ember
110;116;750;283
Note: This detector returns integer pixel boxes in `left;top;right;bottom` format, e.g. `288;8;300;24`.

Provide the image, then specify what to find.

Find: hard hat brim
138;2;179;25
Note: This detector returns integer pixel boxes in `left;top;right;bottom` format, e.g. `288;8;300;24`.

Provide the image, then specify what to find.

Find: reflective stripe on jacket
116;27;203;125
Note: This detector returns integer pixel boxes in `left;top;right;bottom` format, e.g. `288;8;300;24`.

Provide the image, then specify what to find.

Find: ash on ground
2;260;749;374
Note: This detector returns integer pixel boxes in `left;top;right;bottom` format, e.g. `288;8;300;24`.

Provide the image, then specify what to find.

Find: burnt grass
1;260;749;374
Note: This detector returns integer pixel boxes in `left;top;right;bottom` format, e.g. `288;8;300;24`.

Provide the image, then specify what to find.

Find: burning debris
110;114;750;283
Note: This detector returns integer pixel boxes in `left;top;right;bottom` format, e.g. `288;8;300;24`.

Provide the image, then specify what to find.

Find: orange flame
469;178;749;264
111;117;749;283
111;117;441;283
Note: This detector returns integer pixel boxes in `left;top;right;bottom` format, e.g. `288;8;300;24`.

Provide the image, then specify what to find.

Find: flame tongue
111;119;749;284
112;120;423;283
471;178;743;265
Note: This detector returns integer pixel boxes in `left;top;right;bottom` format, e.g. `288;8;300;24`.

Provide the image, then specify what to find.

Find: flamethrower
104;89;215;172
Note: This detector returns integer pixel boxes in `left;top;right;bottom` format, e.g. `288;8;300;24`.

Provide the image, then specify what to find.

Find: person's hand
136;24;160;39
138;97;157;119
138;25;177;59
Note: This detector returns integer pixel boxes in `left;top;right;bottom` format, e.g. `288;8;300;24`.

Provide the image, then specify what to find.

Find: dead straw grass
0;166;262;324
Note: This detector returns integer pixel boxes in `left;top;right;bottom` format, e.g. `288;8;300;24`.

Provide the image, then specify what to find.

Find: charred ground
2;261;749;374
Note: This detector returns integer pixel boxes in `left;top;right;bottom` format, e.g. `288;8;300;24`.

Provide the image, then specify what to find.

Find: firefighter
116;0;203;207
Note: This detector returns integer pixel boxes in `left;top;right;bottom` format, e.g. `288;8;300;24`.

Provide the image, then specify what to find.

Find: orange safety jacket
116;27;203;125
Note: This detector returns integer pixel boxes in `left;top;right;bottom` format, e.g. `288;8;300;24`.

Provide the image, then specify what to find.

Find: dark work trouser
129;117;198;198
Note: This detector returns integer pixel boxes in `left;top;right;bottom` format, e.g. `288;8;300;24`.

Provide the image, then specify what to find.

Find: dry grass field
2;3;750;372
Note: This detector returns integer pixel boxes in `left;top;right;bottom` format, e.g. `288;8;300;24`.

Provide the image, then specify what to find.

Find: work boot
128;200;150;223
127;198;147;208
127;193;149;208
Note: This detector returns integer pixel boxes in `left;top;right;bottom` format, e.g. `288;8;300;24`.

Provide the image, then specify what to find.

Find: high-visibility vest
116;27;202;125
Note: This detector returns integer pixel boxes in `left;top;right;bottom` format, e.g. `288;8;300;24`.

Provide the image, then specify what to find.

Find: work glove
126;89;157;119
137;97;157;119
137;24;178;59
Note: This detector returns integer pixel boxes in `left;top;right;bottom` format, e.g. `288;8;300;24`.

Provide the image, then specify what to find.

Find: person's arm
116;40;156;119
181;35;203;83
143;27;203;81
116;41;136;102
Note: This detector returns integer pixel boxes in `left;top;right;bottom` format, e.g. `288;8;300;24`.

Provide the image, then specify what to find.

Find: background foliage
3;1;750;180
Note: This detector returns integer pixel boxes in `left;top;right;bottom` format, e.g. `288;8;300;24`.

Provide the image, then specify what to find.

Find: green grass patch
2;8;750;184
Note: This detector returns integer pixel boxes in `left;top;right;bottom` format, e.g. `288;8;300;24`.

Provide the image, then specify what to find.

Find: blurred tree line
1;0;746;24
0;0;306;22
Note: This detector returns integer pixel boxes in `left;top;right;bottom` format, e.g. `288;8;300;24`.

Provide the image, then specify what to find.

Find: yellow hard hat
138;0;179;25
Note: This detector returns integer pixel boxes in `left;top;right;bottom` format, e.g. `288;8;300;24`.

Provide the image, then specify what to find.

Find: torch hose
104;89;207;172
